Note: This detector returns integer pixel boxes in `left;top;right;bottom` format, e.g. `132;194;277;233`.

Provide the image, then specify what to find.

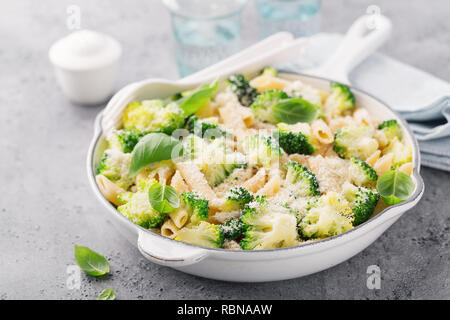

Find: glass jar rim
162;0;248;20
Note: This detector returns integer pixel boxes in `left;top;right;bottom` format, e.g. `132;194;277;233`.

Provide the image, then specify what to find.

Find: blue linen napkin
402;97;450;171
281;33;450;171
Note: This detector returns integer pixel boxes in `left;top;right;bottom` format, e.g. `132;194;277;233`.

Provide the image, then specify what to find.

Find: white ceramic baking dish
86;15;425;282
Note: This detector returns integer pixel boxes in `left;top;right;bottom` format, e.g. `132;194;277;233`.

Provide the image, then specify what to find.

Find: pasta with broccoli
95;67;415;250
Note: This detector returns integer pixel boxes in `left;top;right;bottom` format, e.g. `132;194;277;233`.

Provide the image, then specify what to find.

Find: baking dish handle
308;14;392;84
137;230;209;267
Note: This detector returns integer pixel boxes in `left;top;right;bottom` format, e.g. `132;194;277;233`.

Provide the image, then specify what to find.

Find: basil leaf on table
129;133;183;178
97;288;116;300
148;182;180;214
74;245;110;276
271;97;320;124
376;169;415;205
179;80;218;116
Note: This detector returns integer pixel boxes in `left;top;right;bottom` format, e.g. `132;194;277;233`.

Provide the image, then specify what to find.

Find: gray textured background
1;0;449;300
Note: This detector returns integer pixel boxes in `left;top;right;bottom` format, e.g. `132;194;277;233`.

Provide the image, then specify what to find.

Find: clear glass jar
163;0;248;77
256;0;321;38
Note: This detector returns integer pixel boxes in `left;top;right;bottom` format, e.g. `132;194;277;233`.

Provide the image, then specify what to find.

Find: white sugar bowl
49;30;122;105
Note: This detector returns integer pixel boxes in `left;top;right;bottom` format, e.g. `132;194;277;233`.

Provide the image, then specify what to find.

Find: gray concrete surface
0;0;449;300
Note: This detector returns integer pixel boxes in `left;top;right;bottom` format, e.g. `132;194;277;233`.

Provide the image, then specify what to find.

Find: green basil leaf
179;80;218;116
129;133;183;178
376;169;415;205
74;245;110;276
271;97;320;124
97;288;116;300
148;182;180;214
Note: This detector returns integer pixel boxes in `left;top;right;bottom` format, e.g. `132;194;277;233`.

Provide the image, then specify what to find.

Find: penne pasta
374;130;388;148
170;170;190;194
366;150;381;168
311;119;333;145
328;116;354;133
175;161;216;202
160;219;179;239
374;153;394;176
256;174;281;198
250;75;289;92
169;208;189;229
238;105;255;127
155;165;175;184
242;168;266;193
399;162;413;175
96;175;126;206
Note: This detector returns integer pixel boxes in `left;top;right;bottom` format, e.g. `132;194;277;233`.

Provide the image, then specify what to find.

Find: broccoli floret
284;161;320;197
378;119;403;140
179;191;209;224
96;148;133;189
343;183;380;226
278;130;315;155
324;82;355;116
383;137;412;167
117;179;166;228
222;187;254;212
107;129;144;153
228;74;259;107
203;161;247;187
349;157;378;186
242;134;281;168
122;100;185;135
260;66;278;77
299;192;354;239
186;116;224;139
277;122;318;155
96;154;108;174
175;221;224;248
221;217;245;241
201;139;247;187
183;135;247;186
239;198;298;250
250;89;289;124
333;125;379;160
117;192;133;205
